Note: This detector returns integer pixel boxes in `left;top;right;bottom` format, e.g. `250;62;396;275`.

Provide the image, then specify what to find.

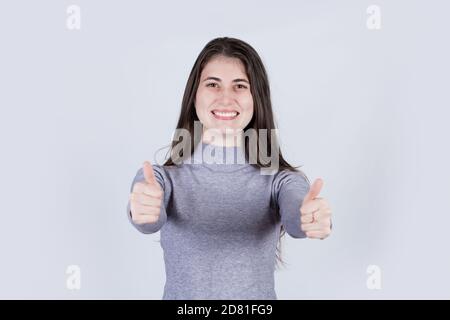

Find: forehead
201;56;248;79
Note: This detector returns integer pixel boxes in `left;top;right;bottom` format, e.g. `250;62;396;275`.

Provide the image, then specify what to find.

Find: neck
202;128;243;147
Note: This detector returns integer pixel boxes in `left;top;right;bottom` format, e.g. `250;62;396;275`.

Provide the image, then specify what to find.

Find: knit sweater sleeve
272;169;311;239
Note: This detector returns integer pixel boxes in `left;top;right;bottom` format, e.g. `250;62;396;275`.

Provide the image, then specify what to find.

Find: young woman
127;37;333;300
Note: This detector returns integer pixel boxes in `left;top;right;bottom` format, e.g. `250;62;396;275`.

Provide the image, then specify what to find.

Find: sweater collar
184;142;247;165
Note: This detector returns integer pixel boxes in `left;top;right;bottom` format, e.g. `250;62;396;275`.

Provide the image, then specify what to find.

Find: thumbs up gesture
129;161;164;225
300;178;332;239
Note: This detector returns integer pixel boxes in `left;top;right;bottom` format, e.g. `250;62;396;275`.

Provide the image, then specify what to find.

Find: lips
211;109;240;120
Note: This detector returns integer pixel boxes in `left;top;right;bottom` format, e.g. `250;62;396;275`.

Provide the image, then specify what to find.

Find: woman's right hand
129;161;164;225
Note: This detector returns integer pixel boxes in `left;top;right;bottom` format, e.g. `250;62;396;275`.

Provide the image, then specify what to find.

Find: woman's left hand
299;178;332;240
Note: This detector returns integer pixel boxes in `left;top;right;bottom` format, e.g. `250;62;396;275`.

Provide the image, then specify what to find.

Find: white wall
0;0;449;299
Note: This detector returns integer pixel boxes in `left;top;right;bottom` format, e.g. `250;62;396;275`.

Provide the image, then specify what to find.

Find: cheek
196;89;215;108
195;91;209;116
240;95;254;117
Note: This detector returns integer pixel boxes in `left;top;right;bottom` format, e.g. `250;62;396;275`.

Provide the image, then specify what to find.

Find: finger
303;178;324;203
131;210;159;221
130;192;162;207
131;203;161;216
131;181;147;194
301;222;325;232
301;213;314;224
143;161;157;185
132;182;162;198
300;203;319;215
313;207;332;220
133;214;160;225
142;184;163;199
300;198;328;215
305;230;330;239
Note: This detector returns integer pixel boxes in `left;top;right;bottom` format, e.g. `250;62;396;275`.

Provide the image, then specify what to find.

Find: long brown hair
162;37;309;269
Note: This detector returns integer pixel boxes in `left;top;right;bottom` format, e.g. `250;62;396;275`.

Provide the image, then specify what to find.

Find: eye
206;82;218;88
236;84;248;89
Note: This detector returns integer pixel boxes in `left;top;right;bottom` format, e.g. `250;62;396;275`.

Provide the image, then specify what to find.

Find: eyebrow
202;76;249;84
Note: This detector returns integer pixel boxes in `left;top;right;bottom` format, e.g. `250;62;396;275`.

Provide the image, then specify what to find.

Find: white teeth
213;111;238;117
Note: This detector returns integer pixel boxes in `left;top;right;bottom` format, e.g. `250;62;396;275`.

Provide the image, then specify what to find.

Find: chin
203;123;243;135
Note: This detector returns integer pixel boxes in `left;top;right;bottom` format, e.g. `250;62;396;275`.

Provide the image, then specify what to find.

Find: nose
217;87;236;106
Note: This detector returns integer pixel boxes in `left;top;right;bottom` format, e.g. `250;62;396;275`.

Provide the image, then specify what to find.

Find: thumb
143;161;157;185
303;178;324;203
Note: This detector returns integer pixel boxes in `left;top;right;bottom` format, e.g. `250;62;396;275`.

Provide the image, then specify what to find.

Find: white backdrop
0;0;449;299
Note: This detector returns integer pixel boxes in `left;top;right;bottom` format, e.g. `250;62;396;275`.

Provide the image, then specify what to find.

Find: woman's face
195;55;254;137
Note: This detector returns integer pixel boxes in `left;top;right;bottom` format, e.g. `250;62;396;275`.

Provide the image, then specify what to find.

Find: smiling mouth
211;109;240;120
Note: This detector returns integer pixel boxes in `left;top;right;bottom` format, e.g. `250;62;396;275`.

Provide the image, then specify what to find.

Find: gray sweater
127;142;310;299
